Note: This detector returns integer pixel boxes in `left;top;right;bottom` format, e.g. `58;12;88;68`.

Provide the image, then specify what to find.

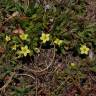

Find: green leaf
90;65;96;72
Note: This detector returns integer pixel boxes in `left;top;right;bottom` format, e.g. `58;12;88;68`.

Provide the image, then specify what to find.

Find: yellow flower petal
84;51;88;55
86;47;89;51
5;35;11;42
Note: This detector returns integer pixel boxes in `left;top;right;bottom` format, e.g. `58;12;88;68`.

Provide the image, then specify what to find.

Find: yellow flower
80;45;89;55
54;38;63;46
19;33;28;40
11;44;17;50
40;33;50;43
17;45;30;57
70;63;75;67
5;35;11;42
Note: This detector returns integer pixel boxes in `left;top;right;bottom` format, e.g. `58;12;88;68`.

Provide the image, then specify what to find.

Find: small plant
0;0;96;96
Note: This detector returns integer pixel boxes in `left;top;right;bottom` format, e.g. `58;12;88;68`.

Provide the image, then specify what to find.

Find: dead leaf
12;11;19;17
12;27;24;35
0;46;5;53
5;11;19;22
19;16;28;20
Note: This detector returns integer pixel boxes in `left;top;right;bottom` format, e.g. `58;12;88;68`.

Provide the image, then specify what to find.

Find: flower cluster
40;33;63;46
5;33;90;58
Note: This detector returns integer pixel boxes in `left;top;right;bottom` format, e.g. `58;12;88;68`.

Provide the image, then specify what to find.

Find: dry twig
0;72;15;91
